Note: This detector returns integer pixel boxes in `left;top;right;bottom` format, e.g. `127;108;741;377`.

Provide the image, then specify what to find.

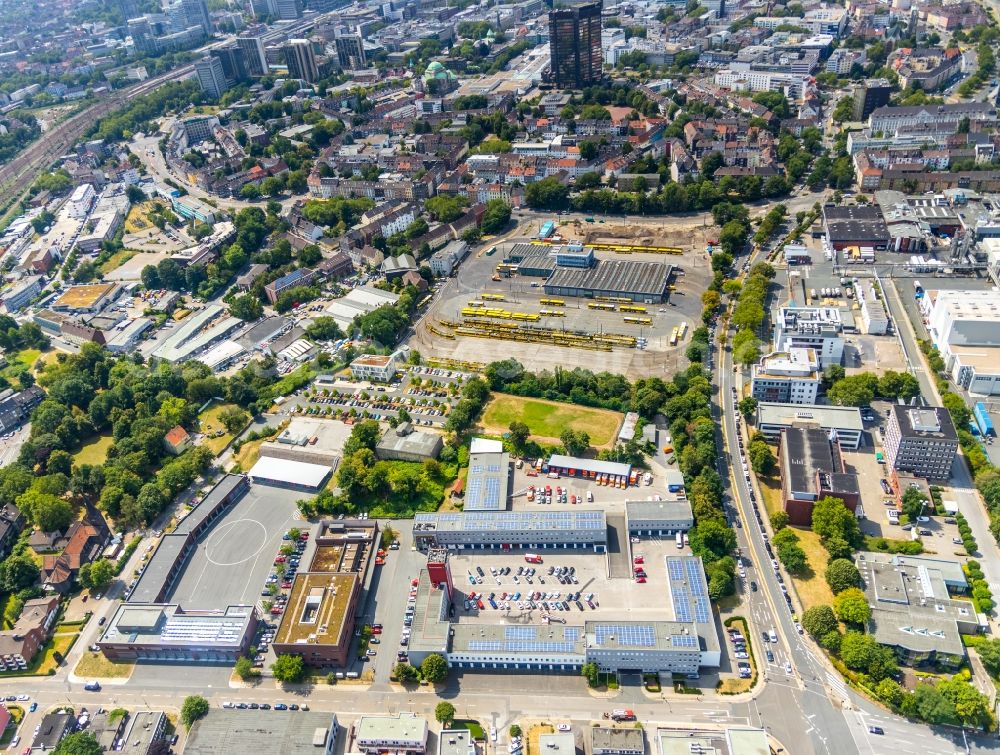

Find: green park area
198;402;249;455
480;394;621;447
73;434;114;466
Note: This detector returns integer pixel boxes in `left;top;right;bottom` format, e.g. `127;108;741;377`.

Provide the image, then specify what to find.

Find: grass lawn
99;249;139;274
198;402;246;456
0;348;44;383
233;438;266;473
74;651;135;680
73;434;114;466
454;720;485;739
124;202;156;233
480;393;622;447
757;476;833;610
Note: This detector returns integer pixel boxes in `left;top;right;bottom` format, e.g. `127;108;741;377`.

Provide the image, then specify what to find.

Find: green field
198;402;247;455
73;434;114;466
480;393;622;447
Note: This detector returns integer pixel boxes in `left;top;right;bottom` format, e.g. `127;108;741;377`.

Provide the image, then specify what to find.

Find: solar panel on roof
671;635;698;648
694;595;711;624
594;624;656;647
564;627;581;641
505;626;537;640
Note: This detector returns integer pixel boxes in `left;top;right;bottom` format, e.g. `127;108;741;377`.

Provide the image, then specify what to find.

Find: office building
756;402;864;450
592;727;644;755
194;57;229;99
212;46;249;83
853;79;892;121
181;0;211;35
856;281;888;335
412;510;608;551
1;276;42;313
549;1;603;89
273;0;304;19
857;551;982;669
236;34;268;76
625;500;694;537
376;423;443;463
779;426;860;525
187;710;338;755
285;38;319;83
355;714;428;755
921;288;1000;394
335;29;367;69
350;353;398;382
773;306;844;368
883;405;959;480
750;348;822;405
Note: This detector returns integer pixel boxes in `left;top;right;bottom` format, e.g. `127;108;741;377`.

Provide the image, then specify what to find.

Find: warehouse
247;455;333;491
625;500;694;537
546;455;632;487
756;402;865;449
822;205;890;251
375;422;443;462
412;510;608;551
544;260;672;303
460;437;510;511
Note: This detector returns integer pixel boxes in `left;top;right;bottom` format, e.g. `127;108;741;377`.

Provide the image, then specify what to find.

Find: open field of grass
526;723;554;755
198;402;246;455
124;202;156;233
73;434;114;466
74;651;135;680
233;438;265;473
480;393;622;447
100;249;138;274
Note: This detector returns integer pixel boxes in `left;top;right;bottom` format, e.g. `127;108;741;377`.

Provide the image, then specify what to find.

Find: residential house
0;595;59;671
42;514;110;593
164;426;192;455
0;504;23;561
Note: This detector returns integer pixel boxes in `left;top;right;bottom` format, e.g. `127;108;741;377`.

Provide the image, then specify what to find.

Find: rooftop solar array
670;635;699;648
467;639;578;653
594;624;656;647
667;557;712;625
463;452;508;511
159;617;245;645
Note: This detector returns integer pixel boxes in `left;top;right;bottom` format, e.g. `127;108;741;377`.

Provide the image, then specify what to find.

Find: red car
411;579;419;586
300;533;309;541
633;556;644;564
477;599;485;610
281;581;292;589
635;577;647;584
270;606;283;614
372;627;383;634
274;556;286;563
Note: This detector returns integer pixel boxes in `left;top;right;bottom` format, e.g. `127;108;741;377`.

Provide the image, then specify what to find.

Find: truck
525;553;543;564
539;221;556;240
913;280;924;298
611;710;636;722
676;532;683;549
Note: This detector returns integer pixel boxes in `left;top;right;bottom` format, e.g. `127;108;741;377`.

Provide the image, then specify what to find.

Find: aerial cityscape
1;0;1000;752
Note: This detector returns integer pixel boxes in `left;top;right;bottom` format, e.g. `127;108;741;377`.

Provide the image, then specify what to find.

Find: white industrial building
247;455;332;491
856;281;889;335
773;306;845;368
750;348;821;405
921;288;1000;395
325;286;400;333
65;184;96;220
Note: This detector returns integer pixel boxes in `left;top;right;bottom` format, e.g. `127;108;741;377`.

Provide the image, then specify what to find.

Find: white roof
470;437;503;454
199;339;246;370
247;456;331;488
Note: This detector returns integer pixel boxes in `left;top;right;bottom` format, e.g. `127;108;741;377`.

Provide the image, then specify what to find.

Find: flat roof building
461;443;510;511
592;727;644;755
413;510;608;551
376;423;444;463
355;713;429;755
350;353;397;382
185;710;339;755
883;404;958;480
440;730;477;755
544;260;672;303
857;551;982;669
247;455;332;491
625;500;694;537
538;733;576;755
773;306;845;368
51;282;120;313
656;728;769;755
756;402;864;450
779;426;860;526
750;349;821;405
922;288;1000;395
546;455;632;486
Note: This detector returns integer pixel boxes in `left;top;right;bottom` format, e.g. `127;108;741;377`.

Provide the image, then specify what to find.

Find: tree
801;604;838;638
833;587;871;625
875;678;905;708
525;177;570;211
689;518;737;562
737;396;758;419
825;558;860;594
420;652;449;683
480;199;512;234
235;656;259;680
560;428;590;456
811;496;862;549
748;440;776;475
776;534;808;574
769;511;789;531
435;702;456;726
271;653;306;683
219;406;250;433
394;662;419;682
581;661;600;687
975;637;1000;677
229;293;263;321
827;374;878;407
181;695;210;729
509;725;522;738
901;487;929;520
0;554;39;592
78;558;116;593
508;421;530;453
52;732;103;755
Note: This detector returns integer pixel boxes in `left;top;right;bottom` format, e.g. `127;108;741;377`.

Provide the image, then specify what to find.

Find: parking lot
444;535;698;626
509;465;663;512
167;483;302;610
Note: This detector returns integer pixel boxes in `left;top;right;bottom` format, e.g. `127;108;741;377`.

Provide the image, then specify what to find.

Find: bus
467;301;485;307
482;293;505;301
417;295;432;308
624;316;652;325
540;309;566;317
678;321;688;340
588;302;616;311
619;304;647;313
539;298;565;306
669;327;679;346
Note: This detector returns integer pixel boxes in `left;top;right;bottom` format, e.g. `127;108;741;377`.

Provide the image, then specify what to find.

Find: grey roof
538;733;576;755
625;500;693;523
440;729;477;755
128;533;189;604
756;402;863;431
175;475;248;537
463;450;510;511
780;426;839;493
32;712;74;751
451;621;586;654
545;260;671;297
547;455;632;477
185;709;338;755
591;727;644;754
414;510;606;534
101;603;255;649
891;404;958;441
356;714;427;746
376;425;444;460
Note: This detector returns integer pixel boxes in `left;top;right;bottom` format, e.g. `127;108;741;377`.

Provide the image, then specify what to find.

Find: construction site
411;216;716;377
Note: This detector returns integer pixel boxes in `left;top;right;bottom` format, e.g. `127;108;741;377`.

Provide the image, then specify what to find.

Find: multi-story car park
882;404;959;481
412;510;608;552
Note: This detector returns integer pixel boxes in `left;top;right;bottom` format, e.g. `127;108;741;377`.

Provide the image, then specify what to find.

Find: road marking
203;518;268;566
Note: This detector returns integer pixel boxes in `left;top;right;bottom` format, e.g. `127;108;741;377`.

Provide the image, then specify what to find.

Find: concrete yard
167;483;302;610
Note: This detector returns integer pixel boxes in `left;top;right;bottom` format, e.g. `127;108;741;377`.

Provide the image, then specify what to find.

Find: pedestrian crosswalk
826;672;850;701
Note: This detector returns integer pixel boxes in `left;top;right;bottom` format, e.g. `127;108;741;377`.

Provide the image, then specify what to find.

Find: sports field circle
203;518;267;566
